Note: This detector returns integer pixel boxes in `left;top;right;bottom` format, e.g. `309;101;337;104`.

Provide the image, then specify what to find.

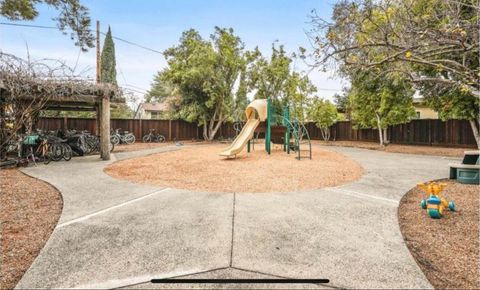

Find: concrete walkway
16;145;455;289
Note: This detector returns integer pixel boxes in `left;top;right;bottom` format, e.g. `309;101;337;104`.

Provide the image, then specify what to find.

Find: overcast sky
0;0;347;105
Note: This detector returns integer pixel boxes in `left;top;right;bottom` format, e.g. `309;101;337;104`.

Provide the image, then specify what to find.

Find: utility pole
96;20;101;83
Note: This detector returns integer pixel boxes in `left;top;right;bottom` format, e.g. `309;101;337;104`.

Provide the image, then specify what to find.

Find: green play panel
457;168;480;184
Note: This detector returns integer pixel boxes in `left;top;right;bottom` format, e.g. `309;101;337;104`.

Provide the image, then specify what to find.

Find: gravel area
0;169;63;289
314;140;473;157
105;144;364;193
398;179;479;289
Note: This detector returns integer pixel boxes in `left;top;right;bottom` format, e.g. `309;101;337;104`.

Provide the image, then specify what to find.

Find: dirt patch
0;169;63;289
398;180;479;289
105;143;364;193
314;140;472;157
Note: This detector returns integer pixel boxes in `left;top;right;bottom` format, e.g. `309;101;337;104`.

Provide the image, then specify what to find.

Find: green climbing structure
262;97;311;160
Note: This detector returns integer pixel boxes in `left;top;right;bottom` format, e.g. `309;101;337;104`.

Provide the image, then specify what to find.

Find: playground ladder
293;119;312;160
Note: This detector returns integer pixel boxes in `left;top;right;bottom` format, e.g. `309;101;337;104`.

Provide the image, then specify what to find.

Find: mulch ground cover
0;169;63;289
105;143;364;193
314;140;472;157
398;179;479;289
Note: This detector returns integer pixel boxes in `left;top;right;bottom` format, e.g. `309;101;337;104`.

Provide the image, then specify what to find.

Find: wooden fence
37;117;200;141
307;119;476;148
37;117;477;148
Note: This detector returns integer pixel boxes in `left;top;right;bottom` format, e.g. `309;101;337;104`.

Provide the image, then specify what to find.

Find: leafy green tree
100;26;117;86
159;27;248;140
233;67;249;121
1;0;94;50
110;104;133;119
333;89;352;120
146;69;174;103
349;71;416;146
422;84;480;145
308;98;340;141
248;44;317;121
40;110;94;118
283;72;317;121
309;0;479;147
40;104;133;119
248;44;291;102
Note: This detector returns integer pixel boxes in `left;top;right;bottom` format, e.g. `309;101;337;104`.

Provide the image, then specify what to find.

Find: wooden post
175;121;179;140
95;103;101;135
168;120;172;141
96;21;101;83
63;116;68;132
428;119;432;145
100;94;110;160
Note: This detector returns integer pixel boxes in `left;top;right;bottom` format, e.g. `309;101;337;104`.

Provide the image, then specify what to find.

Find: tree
309;0;480;147
110;104;133;119
333;89;352;119
248;44;292;102
421;84;480;145
308;98;339;141
100;27;117;86
283;72;317;121
248;44;317;121
159;27;248;140
0;0;94;50
349;70;416;146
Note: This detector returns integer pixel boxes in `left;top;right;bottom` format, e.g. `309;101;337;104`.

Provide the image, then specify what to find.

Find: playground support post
265;98;272;154
283;105;290;154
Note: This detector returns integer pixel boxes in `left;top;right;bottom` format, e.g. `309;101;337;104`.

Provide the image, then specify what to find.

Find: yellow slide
220;99;267;158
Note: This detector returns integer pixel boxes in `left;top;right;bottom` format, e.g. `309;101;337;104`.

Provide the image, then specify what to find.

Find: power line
0;22;164;55
1;22;343;93
100;32;163;54
0;22;57;30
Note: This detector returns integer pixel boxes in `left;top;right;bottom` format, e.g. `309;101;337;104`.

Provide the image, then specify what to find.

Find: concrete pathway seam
57;188;172;228
76;267;224;289
325;188;399;205
118;267;231;289
229;192;236;267
230;266;339;289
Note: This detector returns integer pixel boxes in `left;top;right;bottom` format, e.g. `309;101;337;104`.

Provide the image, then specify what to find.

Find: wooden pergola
0;80;125;161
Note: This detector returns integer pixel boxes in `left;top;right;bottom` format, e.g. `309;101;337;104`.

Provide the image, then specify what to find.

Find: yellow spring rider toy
417;182;456;219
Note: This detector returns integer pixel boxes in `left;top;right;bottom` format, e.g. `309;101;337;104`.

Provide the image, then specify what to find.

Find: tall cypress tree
100;26;117;85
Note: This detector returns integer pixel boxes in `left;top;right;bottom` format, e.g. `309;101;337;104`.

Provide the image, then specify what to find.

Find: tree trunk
205;114;224;141
469;118;480;149
375;113;384;146
202;121;208;141
383;127;389;146
320;127;330;141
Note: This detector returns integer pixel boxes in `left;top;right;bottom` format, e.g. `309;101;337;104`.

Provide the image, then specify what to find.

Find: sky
0;0;346;106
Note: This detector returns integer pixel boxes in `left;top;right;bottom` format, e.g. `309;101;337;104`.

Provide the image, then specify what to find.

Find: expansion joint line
229;192;236;267
57;188;171;228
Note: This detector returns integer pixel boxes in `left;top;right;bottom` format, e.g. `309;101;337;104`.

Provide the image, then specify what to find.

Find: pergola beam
43;106;97;112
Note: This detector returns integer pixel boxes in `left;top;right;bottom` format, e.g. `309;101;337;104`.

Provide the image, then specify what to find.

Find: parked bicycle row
1;128;169;168
110;128;166;144
3;129;114;167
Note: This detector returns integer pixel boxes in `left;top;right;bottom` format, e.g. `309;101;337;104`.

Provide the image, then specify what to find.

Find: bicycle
36;135;72;164
110;128;135;145
142;129;166;143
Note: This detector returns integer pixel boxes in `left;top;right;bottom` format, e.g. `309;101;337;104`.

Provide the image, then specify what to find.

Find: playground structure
418;182;456;219
220;98;311;160
449;150;479;184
